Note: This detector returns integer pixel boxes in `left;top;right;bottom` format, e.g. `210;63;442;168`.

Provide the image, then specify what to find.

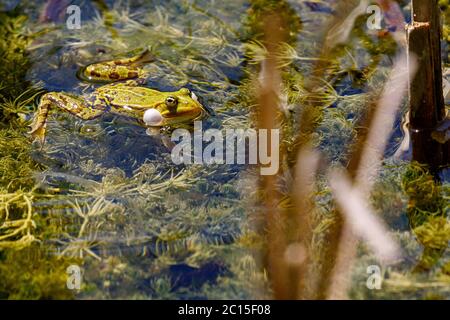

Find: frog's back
103;86;164;109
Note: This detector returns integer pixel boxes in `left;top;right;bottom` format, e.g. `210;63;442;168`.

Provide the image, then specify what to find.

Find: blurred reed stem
257;1;378;300
291;1;374;299
257;13;290;300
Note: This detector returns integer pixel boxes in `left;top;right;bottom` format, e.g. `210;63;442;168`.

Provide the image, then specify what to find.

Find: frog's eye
165;96;178;109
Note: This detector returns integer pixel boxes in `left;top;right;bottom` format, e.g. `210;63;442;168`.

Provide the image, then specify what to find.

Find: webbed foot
29;92;104;144
29;96;50;144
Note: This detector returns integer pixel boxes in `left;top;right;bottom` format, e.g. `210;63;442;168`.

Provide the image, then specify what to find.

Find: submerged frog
30;50;208;143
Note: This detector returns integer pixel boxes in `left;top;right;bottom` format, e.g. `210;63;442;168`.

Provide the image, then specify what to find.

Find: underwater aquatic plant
0;0;448;301
0;191;37;249
56;197;124;260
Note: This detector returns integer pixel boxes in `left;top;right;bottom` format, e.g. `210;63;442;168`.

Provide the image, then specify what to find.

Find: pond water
0;0;449;300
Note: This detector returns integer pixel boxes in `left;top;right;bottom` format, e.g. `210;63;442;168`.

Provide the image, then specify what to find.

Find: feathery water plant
0;0;448;300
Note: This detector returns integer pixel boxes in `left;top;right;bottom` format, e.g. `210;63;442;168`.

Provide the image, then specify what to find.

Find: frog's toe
29;124;47;144
29;119;41;134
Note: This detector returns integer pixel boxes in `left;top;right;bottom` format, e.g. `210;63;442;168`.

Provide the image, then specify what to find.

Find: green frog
30;49;208;143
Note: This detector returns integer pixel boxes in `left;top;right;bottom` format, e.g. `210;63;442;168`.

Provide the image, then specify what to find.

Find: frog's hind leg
29;92;106;143
112;49;154;66
82;49;153;84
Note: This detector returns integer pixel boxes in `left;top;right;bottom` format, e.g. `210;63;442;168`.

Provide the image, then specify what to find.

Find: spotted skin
29;92;107;143
29;50;207;144
82;49;154;83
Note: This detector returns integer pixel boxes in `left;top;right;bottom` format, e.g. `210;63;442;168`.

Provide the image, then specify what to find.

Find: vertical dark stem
407;0;448;272
409;0;448;171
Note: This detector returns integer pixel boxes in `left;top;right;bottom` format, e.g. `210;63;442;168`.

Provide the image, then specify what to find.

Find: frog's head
143;88;208;127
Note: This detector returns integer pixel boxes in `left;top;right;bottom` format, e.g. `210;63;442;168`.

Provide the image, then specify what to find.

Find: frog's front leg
29;92;106;143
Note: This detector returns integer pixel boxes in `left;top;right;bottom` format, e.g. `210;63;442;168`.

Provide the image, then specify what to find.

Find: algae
0;0;449;300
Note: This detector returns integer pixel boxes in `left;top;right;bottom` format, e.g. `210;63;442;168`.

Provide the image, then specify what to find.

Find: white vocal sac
143;108;163;126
